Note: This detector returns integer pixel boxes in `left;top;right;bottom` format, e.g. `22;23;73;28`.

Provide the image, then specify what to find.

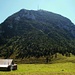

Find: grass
0;63;75;75
0;54;75;75
51;53;75;63
16;63;75;72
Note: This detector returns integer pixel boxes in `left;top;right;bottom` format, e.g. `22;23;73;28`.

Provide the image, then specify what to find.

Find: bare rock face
18;9;36;20
11;9;36;21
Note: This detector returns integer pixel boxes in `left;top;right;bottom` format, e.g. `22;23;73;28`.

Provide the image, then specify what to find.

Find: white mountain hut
0;59;17;71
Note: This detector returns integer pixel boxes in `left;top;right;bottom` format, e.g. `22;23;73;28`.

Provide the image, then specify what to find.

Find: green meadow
0;63;75;75
0;54;75;75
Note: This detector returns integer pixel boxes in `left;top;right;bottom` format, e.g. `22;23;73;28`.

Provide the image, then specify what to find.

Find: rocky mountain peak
19;9;27;12
16;9;36;20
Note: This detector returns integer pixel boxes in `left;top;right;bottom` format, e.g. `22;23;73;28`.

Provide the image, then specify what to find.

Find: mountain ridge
0;9;75;59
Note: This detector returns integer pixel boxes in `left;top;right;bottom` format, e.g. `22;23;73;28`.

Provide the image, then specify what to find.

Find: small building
0;59;17;71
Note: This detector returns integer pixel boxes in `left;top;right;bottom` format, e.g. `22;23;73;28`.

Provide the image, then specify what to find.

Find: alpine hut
0;59;17;71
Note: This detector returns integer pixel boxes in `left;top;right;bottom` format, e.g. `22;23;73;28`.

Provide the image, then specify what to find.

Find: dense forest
0;9;75;61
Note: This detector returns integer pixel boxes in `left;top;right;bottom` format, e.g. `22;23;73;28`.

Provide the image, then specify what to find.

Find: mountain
0;9;75;59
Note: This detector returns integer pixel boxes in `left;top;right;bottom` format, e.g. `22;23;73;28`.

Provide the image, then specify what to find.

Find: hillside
0;9;75;59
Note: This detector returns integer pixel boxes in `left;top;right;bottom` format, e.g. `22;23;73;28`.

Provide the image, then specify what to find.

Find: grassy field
0;54;75;75
0;63;75;75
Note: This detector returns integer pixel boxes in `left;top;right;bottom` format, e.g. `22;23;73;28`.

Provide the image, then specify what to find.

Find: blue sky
0;0;75;24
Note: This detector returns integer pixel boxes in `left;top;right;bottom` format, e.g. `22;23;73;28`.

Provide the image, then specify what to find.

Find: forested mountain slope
0;9;75;58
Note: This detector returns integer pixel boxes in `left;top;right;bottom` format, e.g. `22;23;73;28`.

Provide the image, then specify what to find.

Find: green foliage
0;9;75;59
